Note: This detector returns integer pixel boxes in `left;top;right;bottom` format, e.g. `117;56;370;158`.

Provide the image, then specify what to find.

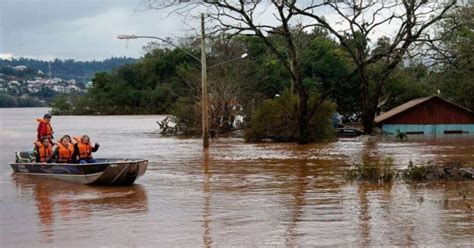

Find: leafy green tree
381;64;431;111
67;48;200;115
245;90;335;142
428;6;474;110
0;93;17;107
51;95;71;114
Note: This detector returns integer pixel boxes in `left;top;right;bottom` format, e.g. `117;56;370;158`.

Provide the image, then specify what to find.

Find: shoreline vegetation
345;158;474;183
345;157;474;216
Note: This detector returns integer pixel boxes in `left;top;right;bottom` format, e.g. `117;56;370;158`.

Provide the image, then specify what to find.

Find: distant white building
8;80;20;87
44;79;55;85
53;85;65;93
51;77;62;84
13;65;27;71
66;85;80;93
27;80;40;86
27;85;40;93
85;81;93;88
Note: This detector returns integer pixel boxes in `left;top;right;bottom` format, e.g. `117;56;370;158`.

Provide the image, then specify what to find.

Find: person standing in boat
33;138;53;163
37;114;54;144
72;135;99;164
52;136;74;163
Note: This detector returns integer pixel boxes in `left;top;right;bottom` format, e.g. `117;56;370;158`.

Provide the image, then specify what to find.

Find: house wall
382;124;474;135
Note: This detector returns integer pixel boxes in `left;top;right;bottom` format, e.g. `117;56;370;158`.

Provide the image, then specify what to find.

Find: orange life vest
73;136;93;159
37;118;53;137
56;142;74;163
34;141;52;162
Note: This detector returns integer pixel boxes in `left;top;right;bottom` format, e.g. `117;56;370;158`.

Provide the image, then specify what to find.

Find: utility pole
201;13;209;148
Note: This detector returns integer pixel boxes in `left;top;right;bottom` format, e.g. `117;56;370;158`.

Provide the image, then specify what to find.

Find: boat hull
10;159;148;186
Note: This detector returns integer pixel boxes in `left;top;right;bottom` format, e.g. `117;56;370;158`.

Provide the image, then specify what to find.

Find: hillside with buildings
0;57;137;84
0;57;136;107
0;65;78;107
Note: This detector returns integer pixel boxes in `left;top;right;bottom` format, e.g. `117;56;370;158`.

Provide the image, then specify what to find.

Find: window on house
444;130;465;134
406;131;424;135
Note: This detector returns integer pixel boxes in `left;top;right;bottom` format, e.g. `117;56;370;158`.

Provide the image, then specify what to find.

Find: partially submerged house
375;96;474;135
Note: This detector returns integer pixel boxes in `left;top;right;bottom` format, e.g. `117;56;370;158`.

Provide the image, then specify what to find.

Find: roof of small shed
374;96;473;123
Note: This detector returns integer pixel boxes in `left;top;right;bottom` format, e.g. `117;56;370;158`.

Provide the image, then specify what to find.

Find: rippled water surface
1;108;473;247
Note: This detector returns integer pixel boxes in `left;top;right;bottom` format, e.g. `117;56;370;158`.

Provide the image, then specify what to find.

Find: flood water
1;108;473;247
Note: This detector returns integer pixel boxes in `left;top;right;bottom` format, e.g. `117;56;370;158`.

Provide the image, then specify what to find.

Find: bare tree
420;5;471;68
288;0;458;133
207;37;251;135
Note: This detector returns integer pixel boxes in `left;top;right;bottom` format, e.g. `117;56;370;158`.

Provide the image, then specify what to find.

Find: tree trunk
362;107;375;135
361;92;378;135
297;92;311;144
359;64;376;135
295;73;310;144
289;52;311;144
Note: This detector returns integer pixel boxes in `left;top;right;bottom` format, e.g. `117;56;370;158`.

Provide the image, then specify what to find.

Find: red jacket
37;118;53;140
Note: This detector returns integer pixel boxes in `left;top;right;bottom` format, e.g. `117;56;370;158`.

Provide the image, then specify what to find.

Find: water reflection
34;180;55;243
202;149;213;248
356;182;395;246
285;162;308;247
363;138;379;161
12;175;148;244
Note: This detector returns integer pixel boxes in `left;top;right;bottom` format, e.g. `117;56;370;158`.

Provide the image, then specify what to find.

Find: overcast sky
0;0;194;60
0;0;408;61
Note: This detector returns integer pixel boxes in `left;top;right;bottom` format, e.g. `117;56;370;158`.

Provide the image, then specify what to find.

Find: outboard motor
15;151;34;163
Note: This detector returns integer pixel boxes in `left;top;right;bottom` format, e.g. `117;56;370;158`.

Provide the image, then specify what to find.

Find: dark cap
44;114;52;119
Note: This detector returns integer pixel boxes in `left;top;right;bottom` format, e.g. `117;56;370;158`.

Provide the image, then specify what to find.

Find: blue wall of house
382;124;474;135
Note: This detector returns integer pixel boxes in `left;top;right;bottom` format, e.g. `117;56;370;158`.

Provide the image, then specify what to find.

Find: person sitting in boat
52;136;74;163
63;134;72;143
72;135;100;164
33;138;53;163
37;114;54;144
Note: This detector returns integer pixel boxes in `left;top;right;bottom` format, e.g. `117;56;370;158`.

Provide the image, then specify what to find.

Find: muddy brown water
1;108;473;247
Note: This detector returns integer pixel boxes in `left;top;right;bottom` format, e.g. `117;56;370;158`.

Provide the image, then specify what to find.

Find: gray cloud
1;0;127;31
0;0;189;60
0;0;400;60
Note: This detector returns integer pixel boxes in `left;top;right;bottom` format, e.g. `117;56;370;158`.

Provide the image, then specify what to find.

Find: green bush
69;96;96;115
170;97;201;135
345;157;396;183
0;93;45;107
347;159;472;183
400;161;430;181
51;95;72;115
244;90;335;142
